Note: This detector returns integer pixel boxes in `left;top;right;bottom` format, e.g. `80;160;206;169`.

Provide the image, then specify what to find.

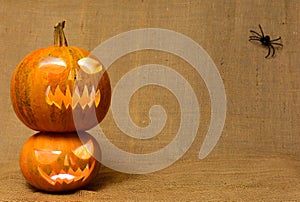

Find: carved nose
64;154;70;166
68;69;80;80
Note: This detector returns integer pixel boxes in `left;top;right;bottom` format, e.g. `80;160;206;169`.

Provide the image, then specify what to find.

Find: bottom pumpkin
19;131;101;192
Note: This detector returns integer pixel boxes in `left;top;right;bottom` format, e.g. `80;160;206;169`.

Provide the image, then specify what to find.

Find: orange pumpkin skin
19;132;101;192
10;21;111;132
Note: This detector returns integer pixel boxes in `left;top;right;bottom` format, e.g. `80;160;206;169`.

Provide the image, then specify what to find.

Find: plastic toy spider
249;24;283;58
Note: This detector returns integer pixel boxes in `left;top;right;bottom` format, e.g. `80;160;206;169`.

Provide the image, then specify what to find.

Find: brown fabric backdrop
0;0;299;201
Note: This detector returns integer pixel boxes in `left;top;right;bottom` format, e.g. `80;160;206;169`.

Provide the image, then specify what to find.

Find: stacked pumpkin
10;21;111;192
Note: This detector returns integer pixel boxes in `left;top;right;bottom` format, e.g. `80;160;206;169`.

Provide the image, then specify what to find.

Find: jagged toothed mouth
45;84;101;110
37;161;95;185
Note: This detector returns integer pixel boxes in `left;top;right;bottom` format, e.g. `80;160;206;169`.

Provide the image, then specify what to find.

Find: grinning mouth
37;161;95;185
45;84;101;110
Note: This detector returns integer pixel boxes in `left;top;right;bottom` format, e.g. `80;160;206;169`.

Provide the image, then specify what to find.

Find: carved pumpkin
10;21;111;132
19;132;101;192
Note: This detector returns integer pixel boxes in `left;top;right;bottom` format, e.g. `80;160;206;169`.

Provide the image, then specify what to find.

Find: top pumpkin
10;21;111;132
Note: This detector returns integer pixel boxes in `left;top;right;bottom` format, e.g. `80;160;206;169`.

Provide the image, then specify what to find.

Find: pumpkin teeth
80;161;96;182
88;86;96;108
37;160;95;186
79;85;90;109
38;167;56;185
45;84;101;110
51;174;75;181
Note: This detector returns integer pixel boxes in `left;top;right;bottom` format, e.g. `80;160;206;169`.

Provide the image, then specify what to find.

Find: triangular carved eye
39;57;67;74
78;57;102;74
72;140;94;159
34;150;62;164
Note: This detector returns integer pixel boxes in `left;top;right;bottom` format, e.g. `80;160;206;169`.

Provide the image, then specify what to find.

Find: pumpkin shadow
82;166;139;192
26;183;78;195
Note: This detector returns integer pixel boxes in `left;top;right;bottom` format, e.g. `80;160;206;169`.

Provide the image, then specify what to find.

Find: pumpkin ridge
11;52;41;129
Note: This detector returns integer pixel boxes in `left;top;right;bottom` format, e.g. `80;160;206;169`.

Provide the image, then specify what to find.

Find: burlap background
0;0;299;201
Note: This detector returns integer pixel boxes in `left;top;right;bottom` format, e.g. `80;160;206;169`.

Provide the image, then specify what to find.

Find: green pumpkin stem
54;20;68;47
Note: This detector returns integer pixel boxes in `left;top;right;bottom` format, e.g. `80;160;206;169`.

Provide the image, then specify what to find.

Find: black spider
249;24;283;58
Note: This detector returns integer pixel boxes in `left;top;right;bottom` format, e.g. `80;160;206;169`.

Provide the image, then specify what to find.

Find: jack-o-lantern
19;132;101;192
10;21;111;132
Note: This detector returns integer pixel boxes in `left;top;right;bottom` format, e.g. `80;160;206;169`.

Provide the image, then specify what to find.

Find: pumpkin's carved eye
34;150;62;164
39;57;67;74
78;57;102;74
72;140;94;160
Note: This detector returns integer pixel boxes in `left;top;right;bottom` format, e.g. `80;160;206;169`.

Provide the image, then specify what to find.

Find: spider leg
249;38;260;41
259;24;265;37
249;36;261;41
265;46;271;58
250;30;262;37
249;35;261;39
270;42;283;46
270;45;276;57
270;36;281;42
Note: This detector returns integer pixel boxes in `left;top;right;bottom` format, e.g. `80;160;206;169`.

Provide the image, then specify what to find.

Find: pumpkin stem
54;20;68;47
